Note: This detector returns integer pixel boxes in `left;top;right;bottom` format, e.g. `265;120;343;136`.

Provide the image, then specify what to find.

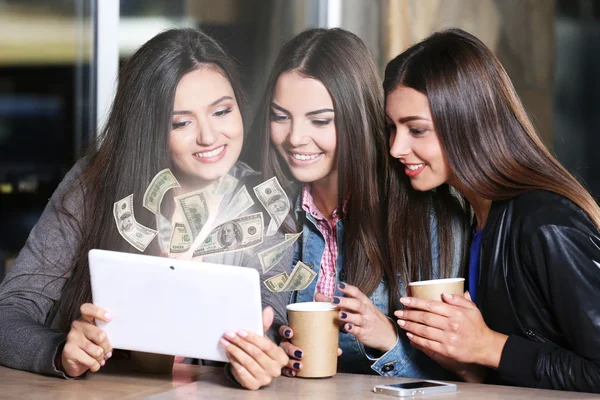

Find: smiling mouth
291;153;323;161
405;163;425;171
194;145;225;158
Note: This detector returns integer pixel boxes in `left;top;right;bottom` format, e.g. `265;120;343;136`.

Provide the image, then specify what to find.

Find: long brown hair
54;28;246;331
384;29;600;236
253;28;392;301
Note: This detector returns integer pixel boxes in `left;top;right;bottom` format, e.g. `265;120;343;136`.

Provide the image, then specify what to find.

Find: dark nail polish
340;312;347;319
293;362;301;369
339;282;346;289
332;297;341;304
284;329;291;338
347;324;353;331
294;350;303;358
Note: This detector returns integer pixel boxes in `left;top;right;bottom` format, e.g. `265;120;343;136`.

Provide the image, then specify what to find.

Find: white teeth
195;145;225;158
406;164;425;170
292;153;321;161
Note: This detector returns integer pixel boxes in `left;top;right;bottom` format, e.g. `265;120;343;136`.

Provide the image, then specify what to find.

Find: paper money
174;189;209;240
155;214;173;254
257;232;302;273
169;222;192;254
192;212;264;257
253;177;290;236
280;261;317;292
214;185;254;227
113;194;157;252
216;174;239;196
263;272;289;293
143;169;180;215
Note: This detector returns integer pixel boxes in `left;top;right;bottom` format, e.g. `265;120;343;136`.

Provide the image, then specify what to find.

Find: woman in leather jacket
384;28;600;393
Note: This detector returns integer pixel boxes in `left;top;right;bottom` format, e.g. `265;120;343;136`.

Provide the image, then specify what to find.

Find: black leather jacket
477;190;600;393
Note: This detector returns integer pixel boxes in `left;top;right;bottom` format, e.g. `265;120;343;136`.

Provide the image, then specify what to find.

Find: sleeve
497;220;600;392
361;318;412;376
0;162;86;378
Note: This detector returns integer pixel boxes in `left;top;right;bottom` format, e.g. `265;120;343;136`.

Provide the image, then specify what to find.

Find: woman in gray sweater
0;28;290;390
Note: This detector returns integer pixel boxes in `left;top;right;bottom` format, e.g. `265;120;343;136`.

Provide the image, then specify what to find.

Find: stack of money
263;261;317;293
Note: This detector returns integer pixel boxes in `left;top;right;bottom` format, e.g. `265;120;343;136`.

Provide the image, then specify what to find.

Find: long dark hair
384;29;600;260
253;28;392;301
56;28;245;331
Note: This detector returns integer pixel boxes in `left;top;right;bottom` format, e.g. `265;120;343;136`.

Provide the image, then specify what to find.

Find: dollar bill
214;185;254;227
169;222;192;254
192;212;264;258
113;194;157;252
143;169;180;215
174;189;209;240
280;261;316;292
253;177;290;236
263;272;289;293
257;232;302;274
216;174;239;196
155;214;173;254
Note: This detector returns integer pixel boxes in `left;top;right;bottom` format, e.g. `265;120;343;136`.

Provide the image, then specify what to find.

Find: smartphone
373;380;457;397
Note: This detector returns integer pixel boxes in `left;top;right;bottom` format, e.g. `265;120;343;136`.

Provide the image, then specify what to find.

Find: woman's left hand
331;283;398;352
220;307;289;390
394;292;508;368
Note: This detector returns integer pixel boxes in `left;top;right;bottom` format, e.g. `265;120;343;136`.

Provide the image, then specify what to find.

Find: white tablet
88;249;263;362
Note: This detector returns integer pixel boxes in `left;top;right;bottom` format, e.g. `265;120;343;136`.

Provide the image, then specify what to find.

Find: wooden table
1;361;598;399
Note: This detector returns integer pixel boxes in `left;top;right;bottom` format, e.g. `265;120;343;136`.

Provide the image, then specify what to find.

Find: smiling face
269;71;338;185
385;85;452;191
168;65;243;189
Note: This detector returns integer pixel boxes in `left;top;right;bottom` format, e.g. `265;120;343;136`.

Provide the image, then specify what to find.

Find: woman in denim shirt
252;28;469;378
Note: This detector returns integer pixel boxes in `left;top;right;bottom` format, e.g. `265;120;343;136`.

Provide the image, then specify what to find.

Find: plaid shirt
301;184;346;298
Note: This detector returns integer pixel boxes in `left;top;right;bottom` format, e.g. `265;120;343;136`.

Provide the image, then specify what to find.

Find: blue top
468;229;484;304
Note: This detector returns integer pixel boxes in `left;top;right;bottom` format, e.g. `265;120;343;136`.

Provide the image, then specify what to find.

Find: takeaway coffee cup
408;278;465;301
130;351;174;374
286;302;338;378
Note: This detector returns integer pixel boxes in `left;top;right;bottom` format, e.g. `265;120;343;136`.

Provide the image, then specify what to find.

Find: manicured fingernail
339;282;346;289
225;331;236;339
237;330;248;338
400;297;410;305
443;293;454;300
398;319;406;327
293;362;301;369
220;338;231;347
396;310;404;317
100;360;105;366
104;313;112;321
406;332;414;339
347;324;353;331
284;329;292;337
67;359;76;366
294;350;303;358
106;352;112;359
289;370;296;376
332;297;341;304
340;312;347;319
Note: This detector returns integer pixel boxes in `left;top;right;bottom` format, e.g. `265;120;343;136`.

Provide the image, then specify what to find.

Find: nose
389;130;411;159
287;120;309;147
196;118;218;146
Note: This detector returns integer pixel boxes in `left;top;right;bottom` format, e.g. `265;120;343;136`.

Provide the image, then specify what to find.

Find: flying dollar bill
216;174;239;196
263;272;289;293
192;212;264;258
114;194;157;252
214;185;254;227
257;232;302;273
155;214;173;254
169;222;192;254
174;189;209;241
143;169;180;215
280;261;317;292
253;177;290;236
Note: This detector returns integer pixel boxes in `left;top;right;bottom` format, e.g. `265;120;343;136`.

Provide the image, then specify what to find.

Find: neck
452;180;491;231
310;174;339;220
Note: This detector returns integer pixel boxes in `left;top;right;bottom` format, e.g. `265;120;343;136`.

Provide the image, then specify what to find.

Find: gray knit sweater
0;159;293;377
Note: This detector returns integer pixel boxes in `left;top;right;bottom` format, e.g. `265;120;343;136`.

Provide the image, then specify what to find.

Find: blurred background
1;0;599;280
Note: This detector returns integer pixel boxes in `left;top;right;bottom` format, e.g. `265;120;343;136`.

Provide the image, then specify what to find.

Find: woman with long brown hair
0;28;291;390
386;28;600;392
254;28;467;378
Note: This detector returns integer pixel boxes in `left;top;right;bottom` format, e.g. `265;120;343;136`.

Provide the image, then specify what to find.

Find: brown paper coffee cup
130;351;174;374
408;278;465;301
287;302;338;378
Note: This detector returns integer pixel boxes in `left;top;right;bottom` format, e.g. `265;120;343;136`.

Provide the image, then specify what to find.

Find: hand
60;303;113;377
330;283;397;352
278;324;343;377
394;291;508;368
220;307;289;390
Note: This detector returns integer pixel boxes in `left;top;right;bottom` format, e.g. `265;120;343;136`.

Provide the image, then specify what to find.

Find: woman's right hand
60;303;113;377
278;325;343;377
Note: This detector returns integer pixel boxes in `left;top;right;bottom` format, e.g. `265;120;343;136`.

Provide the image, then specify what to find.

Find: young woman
0;28;290;390
386;28;600;392
254;28;468;378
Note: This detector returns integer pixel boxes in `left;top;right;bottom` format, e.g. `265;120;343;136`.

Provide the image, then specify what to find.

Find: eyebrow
172;96;233;115
395;116;432;123
271;102;334;117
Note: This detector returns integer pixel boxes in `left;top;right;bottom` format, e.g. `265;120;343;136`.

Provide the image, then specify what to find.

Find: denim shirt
290;194;463;378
